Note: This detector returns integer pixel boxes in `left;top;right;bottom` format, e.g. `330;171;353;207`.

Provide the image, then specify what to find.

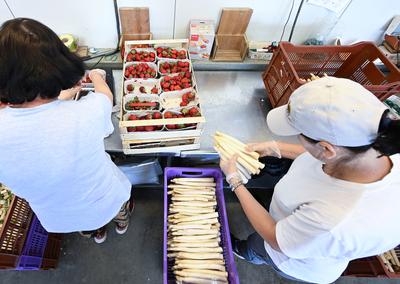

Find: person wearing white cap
220;76;400;283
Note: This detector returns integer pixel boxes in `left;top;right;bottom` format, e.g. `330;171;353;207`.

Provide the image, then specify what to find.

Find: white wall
0;1;12;24
0;0;398;48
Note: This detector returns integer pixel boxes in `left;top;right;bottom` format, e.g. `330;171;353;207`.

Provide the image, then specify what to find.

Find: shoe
230;233;245;260
115;200;135;235
94;227;107;244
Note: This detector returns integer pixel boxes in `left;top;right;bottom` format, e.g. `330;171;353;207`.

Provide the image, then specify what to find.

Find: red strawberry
145;126;155;131
128;114;138;120
139;86;146;93
167;124;176;129
164;112;173;119
127;127;136;132
127;85;134;92
145;114;152;120
151;87;158;94
189;107;199;116
180;101;188;107
153;112;162;119
137;126;145;131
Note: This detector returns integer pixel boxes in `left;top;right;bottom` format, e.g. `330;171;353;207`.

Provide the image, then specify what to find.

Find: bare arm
89;69;113;103
276;141;306;159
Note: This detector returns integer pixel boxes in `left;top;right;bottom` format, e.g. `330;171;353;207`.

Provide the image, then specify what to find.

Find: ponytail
372;110;400;156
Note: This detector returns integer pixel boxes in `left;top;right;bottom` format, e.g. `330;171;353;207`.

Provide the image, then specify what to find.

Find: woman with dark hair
220;77;400;283
0;18;133;243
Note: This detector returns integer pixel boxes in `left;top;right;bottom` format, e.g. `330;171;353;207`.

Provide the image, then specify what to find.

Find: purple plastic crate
16;215;48;270
163;167;239;284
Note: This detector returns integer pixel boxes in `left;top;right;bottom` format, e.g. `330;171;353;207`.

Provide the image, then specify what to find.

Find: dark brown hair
0;18;85;104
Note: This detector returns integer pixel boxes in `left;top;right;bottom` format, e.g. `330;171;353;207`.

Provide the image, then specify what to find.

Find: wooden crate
212;8;253;62
120;39;205;155
119;7;152;58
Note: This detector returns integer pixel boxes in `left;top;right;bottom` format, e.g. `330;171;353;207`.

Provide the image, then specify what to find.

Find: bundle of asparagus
379;248;400;273
0;184;13;228
167;177;229;284
213;131;265;184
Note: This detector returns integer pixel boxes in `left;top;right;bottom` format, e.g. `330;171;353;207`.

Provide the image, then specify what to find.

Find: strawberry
128;114;138;120
167;124;176;129
127;85;134;92
127;127;136;132
164;112;173;119
153;112;162;119
187;92;195;100
151;87;158;94
145;114;152;120
139;86;146;93
180;101;188;107
145;126;155;131
137;126;145;131
189;107;199;116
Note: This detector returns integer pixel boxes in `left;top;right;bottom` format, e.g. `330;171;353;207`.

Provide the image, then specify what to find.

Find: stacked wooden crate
119;39;206;155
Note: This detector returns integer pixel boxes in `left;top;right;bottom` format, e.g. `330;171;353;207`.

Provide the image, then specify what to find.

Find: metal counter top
104;70;298;157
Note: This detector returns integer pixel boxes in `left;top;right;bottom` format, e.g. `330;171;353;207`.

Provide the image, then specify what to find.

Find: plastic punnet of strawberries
124;63;157;79
126;49;156;62
159;61;190;74
164;107;200;130
126;84;159;94
179;92;196;107
161;72;192;92
156;47;187;59
127;112;163;132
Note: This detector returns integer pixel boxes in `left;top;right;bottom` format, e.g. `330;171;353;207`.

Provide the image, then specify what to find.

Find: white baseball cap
267;76;388;147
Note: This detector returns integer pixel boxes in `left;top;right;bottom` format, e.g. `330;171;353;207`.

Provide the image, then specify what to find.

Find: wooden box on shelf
211;8;253;62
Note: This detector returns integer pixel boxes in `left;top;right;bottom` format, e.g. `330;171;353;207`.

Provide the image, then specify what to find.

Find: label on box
189;20;215;60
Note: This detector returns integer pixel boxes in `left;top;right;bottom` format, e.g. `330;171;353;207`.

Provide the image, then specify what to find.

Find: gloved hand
219;154;241;183
246;141;281;158
89;69;106;81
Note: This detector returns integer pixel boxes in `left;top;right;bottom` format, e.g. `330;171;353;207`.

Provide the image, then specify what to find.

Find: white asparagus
215;141;258;174
172;196;211;202
172;178;215;183
172;189;215;196
173;181;217;187
170;241;220;248
175;259;225;265
171;194;215;200
172;201;217;208
175;270;227;281
174;263;227;271
169;247;222;253
169;208;215;214
215;134;259;163
175;218;219;225
176;276;228;284
215;131;259;159
171;237;221;244
176;212;218;223
181;269;228;278
169;185;215;190
173;235;219;241
169;224;212;230
215;146;250;182
175;252;224;260
219;140;264;170
171;229;219;236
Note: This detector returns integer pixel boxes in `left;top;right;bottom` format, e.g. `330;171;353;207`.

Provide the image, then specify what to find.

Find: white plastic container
124;78;161;95
160;88;198;109
123;93;161;112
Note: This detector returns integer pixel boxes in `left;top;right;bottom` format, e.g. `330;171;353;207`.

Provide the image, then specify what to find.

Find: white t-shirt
264;152;400;283
0;93;131;233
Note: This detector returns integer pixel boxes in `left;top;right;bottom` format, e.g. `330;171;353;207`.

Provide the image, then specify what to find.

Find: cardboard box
189;20;215;60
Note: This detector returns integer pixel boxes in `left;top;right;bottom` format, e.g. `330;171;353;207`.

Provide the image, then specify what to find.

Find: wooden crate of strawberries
120;39;206;155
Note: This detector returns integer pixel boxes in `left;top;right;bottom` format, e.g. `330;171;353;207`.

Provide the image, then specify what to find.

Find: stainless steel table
104;70;298;157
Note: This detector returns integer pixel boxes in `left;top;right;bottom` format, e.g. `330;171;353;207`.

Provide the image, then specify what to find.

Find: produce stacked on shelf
167;177;228;283
119;40;205;154
0;184;13;228
214;131;265;184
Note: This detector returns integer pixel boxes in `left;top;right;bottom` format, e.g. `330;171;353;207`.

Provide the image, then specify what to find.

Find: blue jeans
239;232;306;282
